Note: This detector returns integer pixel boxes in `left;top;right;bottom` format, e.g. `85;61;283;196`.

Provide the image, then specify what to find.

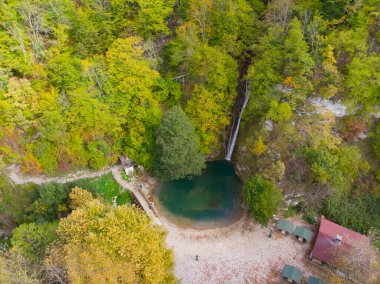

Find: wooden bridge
111;168;161;225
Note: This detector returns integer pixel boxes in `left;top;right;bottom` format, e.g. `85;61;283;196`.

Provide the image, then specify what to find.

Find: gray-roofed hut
281;264;302;284
293;226;313;243
307;276;326;284
277;219;294;235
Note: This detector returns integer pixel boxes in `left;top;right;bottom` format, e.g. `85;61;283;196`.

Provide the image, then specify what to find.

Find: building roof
119;155;136;168
277;219;294;233
311;218;370;266
294;226;313;242
282;264;302;284
307;276;326;284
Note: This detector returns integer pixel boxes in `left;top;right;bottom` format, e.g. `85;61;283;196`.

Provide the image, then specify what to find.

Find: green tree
328;28;368;63
320;0;347;20
0;77;40;132
245;175;283;225
26;183;69;222
110;0;175;39
0;175;38;224
169;39;238;154
69;5;114;56
47;52;86;92
185;85;234;154
246;24;284;115
283;18;314;100
305;146;366;190
368;227;380;250
372;121;380;158
29;141;59;174
45;190;175;283
105;37;163;168
324;194;379;233
187;0;257;56
134;0;176;38
11;222;58;262
154;106;205;181
346;55;380;107
267;100;292;122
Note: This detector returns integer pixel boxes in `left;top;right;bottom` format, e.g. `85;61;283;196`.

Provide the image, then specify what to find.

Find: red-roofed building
310;218;370;267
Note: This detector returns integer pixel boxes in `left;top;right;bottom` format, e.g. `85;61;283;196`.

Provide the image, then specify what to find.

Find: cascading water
225;83;249;161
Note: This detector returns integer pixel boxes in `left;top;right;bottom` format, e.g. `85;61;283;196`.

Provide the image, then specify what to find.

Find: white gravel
162;216;313;284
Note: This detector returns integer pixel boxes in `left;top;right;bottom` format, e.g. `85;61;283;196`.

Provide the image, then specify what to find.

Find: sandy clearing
161;215;316;284
128;171;319;283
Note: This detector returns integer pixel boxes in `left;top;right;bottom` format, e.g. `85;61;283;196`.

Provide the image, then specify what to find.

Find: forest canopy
0;0;379;267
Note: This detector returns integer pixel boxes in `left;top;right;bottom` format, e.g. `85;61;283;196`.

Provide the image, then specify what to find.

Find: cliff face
232;97;376;211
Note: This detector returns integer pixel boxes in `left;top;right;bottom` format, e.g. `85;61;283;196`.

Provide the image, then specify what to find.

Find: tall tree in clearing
154;106;205;181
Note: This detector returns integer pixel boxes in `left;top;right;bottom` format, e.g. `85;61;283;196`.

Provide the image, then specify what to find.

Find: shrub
245;175;283;225
11;222;58;262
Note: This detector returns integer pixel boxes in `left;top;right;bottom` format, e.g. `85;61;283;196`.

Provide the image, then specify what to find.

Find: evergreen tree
283;18;315;101
154;107;205;181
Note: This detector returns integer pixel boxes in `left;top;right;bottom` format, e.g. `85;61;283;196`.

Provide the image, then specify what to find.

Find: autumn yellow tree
320;45;340;98
0;251;41;284
45;188;175;284
250;136;267;156
68;186;94;209
185;85;232;154
105;36;163;168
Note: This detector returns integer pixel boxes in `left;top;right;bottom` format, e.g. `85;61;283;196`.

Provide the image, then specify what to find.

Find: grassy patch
116;192;132;205
282;206;298;218
121;171;132;182
67;173;132;205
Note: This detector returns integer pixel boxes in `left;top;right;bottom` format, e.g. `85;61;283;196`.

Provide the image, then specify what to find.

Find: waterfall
225;84;249;161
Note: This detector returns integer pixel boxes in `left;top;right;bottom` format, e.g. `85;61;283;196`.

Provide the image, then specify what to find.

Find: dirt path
6;164;161;225
7;164;117;185
111;168;161;225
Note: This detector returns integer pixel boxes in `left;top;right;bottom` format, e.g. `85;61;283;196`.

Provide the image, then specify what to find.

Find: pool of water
154;160;243;229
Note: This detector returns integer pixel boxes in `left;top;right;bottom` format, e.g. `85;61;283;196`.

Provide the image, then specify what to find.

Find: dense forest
0;0;379;282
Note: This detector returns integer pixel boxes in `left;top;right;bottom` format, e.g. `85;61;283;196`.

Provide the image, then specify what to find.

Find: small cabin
307;276;326;284
277;219;294;235
310;218;370;267
293;226;313;243
119;155;137;175
281;264;302;284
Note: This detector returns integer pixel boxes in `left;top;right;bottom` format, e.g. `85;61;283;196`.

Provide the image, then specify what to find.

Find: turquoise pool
154;160;243;228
